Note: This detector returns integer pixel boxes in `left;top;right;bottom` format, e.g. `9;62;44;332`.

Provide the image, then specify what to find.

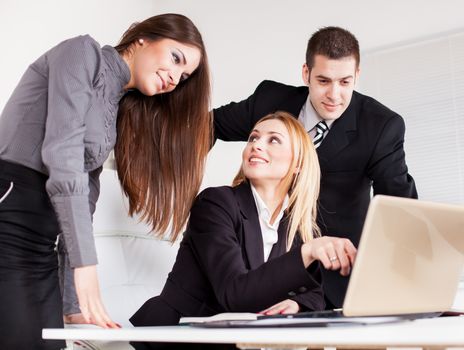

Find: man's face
302;54;359;121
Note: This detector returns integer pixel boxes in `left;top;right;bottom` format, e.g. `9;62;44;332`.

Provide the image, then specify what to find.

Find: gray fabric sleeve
58;236;80;315
59;166;103;315
41;36;100;268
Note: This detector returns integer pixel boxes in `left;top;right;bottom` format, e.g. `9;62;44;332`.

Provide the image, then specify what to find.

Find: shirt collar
298;93;335;132
250;183;289;229
101;45;131;103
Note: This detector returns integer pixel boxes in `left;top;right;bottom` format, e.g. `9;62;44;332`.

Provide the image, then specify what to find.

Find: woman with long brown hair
130;111;356;350
0;13;211;350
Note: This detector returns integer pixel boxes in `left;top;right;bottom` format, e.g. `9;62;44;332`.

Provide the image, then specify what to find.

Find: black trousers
0;159;65;350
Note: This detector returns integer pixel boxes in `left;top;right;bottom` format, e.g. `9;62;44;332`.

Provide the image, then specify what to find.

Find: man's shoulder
353;91;401;120
255;80;307;95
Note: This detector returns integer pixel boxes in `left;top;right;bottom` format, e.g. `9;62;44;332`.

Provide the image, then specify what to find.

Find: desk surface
43;316;464;349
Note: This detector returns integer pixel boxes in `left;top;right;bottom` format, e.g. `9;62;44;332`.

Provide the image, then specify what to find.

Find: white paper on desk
179;312;258;324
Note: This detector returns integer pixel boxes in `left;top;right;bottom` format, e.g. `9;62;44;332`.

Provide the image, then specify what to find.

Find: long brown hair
114;14;212;242
232;112;321;249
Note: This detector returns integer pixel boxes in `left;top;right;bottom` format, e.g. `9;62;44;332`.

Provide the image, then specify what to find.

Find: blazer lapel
234;183;265;269
277;85;358;164
317;92;358;163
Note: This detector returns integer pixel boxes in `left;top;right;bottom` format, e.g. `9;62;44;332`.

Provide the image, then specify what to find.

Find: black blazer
213;80;418;307
130;183;324;328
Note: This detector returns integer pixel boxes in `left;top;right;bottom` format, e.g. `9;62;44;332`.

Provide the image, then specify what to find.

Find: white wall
151;0;464;188
152;0;464;107
2;0;464;188
2;0;464;216
0;0;155;110
4;0;464;108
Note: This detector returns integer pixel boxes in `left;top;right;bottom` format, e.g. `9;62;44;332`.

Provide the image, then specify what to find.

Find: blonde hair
232;111;321;249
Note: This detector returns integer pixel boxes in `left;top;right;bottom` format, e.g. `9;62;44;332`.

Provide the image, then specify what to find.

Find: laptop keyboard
258;310;442;320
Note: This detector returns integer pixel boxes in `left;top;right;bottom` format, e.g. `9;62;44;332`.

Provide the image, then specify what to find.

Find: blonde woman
130;111;356;349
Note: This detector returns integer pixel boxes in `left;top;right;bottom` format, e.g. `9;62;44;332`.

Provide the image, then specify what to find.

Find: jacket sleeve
187;188;324;312
213;81;270;142
367;113;418;199
290;260;325;311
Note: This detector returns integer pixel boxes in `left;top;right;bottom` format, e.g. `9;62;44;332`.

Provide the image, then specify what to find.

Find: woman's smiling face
125;38;201;96
242;119;293;187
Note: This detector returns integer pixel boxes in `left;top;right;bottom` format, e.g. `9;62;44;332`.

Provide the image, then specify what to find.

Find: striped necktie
313;120;328;149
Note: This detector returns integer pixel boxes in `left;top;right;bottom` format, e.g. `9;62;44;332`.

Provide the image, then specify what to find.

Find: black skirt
0;159;65;350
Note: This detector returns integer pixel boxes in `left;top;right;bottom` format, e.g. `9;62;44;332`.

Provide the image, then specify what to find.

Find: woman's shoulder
186;186;239;230
193;184;250;213
44;35;102;64
192;183;253;218
57;34;100;50
196;185;236;204
35;35;104;79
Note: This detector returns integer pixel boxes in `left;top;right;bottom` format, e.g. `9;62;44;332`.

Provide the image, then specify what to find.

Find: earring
138;38;144;44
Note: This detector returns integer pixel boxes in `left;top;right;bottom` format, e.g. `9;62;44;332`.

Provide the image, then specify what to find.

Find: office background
3;0;462;200
1;0;463;277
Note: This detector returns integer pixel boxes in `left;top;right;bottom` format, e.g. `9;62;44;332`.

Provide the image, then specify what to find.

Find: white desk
43;316;464;350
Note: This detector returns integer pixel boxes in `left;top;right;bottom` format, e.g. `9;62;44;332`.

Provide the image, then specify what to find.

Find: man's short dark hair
306;26;360;68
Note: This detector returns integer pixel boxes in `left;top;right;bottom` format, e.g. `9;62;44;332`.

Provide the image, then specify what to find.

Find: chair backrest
95;231;179;325
93;170;179;326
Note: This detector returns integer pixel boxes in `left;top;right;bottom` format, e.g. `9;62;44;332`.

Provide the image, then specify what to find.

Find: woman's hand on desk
260;299;300;315
301;236;357;276
74;265;120;328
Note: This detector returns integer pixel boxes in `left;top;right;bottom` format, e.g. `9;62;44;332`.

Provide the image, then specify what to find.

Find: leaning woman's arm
42;36;100;269
60;166;103;317
41;37;117;327
187;187;324;312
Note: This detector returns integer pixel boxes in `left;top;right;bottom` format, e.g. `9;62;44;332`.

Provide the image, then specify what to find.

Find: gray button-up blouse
0;35;130;268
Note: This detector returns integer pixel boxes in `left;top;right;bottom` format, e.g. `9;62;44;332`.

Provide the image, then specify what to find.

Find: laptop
343;194;464;317
196;195;464;327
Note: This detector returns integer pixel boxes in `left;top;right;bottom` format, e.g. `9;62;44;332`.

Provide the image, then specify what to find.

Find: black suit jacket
130;183;324;328
213;80;418;307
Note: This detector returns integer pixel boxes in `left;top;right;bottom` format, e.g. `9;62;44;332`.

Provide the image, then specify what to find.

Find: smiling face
302;54;359;121
124;38;201;96
242;119;293;188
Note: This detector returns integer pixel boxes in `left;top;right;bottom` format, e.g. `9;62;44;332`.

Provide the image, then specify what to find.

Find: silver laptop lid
343;195;464;316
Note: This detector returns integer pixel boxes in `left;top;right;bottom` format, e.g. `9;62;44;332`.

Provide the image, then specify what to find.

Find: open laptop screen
343;195;464;316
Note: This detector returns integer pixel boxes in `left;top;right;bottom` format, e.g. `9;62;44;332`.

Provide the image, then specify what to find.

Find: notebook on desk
195;195;464;328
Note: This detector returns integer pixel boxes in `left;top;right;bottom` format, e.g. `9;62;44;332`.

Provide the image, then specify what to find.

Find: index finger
344;240;357;265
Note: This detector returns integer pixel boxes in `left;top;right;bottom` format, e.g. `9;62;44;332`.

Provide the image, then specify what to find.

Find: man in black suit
213;26;418;308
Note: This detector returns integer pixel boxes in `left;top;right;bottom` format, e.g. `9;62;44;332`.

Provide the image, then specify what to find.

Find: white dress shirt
298;94;335;140
250;184;289;262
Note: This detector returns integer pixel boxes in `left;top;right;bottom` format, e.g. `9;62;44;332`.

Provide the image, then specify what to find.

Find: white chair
65;169;179;350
